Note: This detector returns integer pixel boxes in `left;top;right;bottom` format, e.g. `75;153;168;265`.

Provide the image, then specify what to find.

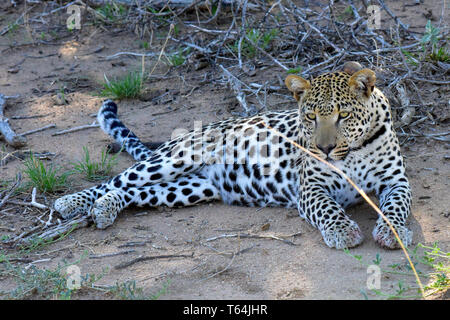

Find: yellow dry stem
261;121;425;298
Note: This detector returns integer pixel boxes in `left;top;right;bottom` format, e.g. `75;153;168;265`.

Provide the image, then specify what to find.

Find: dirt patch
0;1;448;300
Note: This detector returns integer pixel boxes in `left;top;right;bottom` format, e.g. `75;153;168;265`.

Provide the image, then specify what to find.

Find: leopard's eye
339;111;351;119
305;113;316;121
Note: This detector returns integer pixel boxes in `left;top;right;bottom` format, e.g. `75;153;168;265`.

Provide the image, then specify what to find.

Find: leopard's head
285;62;377;161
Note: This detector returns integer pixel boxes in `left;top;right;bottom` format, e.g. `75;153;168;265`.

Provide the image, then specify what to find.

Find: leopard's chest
304;151;382;209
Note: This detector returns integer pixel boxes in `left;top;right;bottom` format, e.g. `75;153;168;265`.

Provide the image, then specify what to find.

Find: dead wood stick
37;208;55;228
302;51;345;76
0;6;33;36
0;173;21;209
1;150;55;166
407;130;450;137
88;0;237;9
203;231;301;245
114;252;194;270
7;187;48;210
117;241;151;248
0;94;27;148
2;257;33;263
11;112;54;120
19;215;89;244
51;121;99;136
410;77;450;85
20;124;56;136
203;243;257;257
219;65;253;115
102;51;158;60
89;250;136;259
11;225;42;243
200;253;236;281
295;12;342;53
25;258;52;269
376;0;415;38
243;34;289;71
0;226;15;232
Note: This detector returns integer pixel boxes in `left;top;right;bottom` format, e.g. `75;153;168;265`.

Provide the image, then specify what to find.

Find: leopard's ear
341;61;363;75
348;69;376;99
285;75;311;101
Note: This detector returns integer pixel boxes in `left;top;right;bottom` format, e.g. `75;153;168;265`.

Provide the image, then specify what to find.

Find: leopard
54;61;412;250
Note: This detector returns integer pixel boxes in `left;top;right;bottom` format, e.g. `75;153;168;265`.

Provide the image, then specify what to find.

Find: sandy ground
0;1;448;300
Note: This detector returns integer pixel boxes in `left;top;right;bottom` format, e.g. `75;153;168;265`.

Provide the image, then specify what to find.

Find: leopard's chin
313;152;348;163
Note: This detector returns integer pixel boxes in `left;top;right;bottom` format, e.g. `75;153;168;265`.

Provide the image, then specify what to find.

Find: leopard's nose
317;144;336;156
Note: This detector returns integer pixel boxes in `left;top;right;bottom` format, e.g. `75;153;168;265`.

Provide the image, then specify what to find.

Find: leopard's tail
97;100;153;161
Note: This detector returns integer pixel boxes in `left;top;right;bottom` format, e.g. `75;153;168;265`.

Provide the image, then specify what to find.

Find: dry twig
20;124;56;136
114;252;194;270
0;94;27;148
203;231;301;246
0;173;22;210
7;187;48;210
51;121;99;136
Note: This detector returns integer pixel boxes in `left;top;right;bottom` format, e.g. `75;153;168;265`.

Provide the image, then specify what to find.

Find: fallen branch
101;51;158;60
202;242;257;257
7;187;48;210
410;77;450;85
219;65;255;116
0;94;27;148
89;249;136;259
295;10;342;53
243;34;289;70
1;150;55;166
37;208;55;228
24;258;52;270
117;241;151;248
114;252;194;270
87;0;237;9
20;124;56;136
11;112;54;120
51;121;99;136
203;231;301;246
200;253;236;281
0;173;21;210
18;215;89;244
376;0;416;38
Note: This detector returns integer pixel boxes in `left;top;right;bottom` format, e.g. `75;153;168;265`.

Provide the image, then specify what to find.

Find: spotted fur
54;64;412;249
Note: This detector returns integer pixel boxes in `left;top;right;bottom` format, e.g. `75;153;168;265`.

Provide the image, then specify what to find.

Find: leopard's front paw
90;191;124;229
321;220;364;249
54;194;92;219
373;224;412;249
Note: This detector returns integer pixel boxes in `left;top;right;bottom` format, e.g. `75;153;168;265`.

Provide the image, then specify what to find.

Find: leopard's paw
373;224;412;249
321;220;364;249
90;191;124;229
54;194;92;219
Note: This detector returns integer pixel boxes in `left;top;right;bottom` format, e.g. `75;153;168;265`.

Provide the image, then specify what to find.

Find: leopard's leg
299;181;364;249
90;173;220;229
373;183;412;249
54;140;205;219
